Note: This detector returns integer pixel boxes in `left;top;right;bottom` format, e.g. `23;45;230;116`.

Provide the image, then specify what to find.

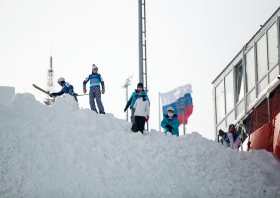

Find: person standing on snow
124;83;150;132
133;94;150;133
161;107;180;137
83;64;105;114
50;77;78;102
219;127;241;150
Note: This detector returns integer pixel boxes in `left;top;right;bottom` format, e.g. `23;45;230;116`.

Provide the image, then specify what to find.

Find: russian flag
160;84;193;125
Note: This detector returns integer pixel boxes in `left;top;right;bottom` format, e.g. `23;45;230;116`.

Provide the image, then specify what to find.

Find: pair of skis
32;84;88;97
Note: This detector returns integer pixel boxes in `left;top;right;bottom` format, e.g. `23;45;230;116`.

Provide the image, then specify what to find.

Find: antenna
44;44;55;105
122;76;133;121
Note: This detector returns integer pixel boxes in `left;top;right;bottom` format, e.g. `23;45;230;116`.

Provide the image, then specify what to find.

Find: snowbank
0;93;280;198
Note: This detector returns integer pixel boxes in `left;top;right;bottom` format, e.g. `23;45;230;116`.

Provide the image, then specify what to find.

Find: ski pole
75;94;89;96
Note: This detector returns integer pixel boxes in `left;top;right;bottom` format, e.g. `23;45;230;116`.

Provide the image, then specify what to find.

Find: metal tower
139;0;149;131
44;53;55;105
122;76;133;121
138;0;148;93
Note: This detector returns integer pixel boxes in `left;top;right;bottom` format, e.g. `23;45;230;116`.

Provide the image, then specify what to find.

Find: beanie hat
92;64;98;71
137;83;143;88
229;124;235;131
219;129;225;136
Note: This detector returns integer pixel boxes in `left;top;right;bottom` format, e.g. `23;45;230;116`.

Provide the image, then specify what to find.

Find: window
257;34;268;80
246;47;256;92
225;70;234;113
236;64;244;102
216;81;225;123
267;23;278;70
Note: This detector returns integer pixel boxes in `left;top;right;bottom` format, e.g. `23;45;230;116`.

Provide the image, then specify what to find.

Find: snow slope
0;93;280;198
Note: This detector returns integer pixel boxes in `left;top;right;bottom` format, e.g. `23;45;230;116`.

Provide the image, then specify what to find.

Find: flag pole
159;92;161;132
183;108;185;135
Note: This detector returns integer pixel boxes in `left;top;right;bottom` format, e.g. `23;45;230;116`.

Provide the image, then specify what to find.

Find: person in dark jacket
161;107;180;136
124;83;150;131
228;124;236;133
50;77;78;102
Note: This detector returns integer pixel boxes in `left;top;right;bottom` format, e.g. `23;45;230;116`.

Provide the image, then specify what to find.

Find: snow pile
1;93;280;198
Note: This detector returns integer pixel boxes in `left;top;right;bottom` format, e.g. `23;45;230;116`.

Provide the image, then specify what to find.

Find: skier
124;83;150;131
50;77;78;102
219;128;241;150
133;94;150;133
161;107;180;136
83;64;105;114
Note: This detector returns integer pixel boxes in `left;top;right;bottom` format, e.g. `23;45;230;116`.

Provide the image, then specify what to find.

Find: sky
1;0;280;140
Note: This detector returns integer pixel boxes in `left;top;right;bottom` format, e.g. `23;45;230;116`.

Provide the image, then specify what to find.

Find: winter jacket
52;82;75;96
83;73;105;89
161;114;180;136
222;132;240;148
133;98;150;117
125;90;150;110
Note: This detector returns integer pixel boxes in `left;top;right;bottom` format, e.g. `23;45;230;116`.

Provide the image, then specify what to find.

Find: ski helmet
92;64;98;71
57;77;65;83
167;107;174;112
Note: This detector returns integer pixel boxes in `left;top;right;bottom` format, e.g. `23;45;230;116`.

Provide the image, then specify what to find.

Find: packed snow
1;93;280;198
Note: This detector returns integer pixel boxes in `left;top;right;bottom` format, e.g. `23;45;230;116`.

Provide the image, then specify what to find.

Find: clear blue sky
1;0;280;139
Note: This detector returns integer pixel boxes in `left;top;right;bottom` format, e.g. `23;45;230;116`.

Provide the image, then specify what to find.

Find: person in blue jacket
219;128;241;150
161;107;180;137
124;83;150;131
50;77;78;102
83;64;105;114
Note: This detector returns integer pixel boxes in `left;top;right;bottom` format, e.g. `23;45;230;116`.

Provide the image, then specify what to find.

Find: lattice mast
44;51;55;105
47;56;55;93
138;0;148;130
138;0;148;93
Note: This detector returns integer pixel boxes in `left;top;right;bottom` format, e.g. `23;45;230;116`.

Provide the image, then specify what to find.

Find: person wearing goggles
50;77;78;102
161;107;180;136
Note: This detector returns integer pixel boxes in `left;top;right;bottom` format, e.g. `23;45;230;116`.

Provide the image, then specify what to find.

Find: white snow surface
1;93;280;198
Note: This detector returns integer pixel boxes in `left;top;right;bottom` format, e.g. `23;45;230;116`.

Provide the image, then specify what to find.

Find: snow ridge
0;93;280;198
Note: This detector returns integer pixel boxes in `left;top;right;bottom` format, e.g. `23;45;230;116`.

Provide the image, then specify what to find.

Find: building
212;7;280;139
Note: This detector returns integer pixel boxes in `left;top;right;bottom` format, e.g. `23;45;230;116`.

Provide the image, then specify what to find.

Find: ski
33;84;56;98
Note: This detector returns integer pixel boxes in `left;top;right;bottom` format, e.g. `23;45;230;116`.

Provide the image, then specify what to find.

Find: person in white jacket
133;94;150;134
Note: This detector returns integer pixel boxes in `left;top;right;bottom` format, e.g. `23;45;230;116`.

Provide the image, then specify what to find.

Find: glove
73;93;78;96
146;116;149;123
83;88;87;94
50;93;54;97
102;89;105;94
166;124;172;129
166;124;173;132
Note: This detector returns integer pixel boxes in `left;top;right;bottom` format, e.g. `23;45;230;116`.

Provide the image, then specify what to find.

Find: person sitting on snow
124;83;150;132
228;124;237;133
219;127;241;150
83;64;105;114
133;94;150;134
50;77;78;102
161;107;180;137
